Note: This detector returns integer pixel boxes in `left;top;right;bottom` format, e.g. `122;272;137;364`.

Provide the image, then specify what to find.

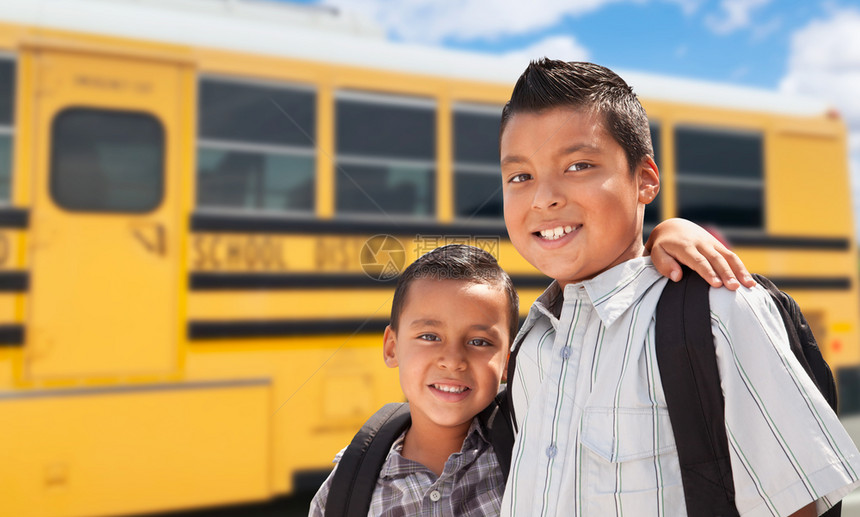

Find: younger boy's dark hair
500;58;653;172
390;244;519;343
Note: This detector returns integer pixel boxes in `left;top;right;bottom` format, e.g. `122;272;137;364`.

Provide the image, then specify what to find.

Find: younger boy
499;59;860;516
309;244;517;516
310;232;751;516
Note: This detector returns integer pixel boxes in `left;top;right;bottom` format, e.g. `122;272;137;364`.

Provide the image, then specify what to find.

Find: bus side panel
768;126;852;238
0;383;271;517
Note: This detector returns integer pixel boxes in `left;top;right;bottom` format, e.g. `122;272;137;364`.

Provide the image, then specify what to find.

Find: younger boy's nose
438;344;467;371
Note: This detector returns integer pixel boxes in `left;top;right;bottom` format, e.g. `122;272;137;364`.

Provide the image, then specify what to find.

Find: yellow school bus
0;0;857;515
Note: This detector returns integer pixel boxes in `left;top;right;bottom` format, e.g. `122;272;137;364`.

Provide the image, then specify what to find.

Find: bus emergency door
26;47;185;379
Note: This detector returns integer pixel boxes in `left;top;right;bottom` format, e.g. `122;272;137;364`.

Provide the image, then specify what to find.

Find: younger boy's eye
508;173;532;184
567;162;592;172
468;338;493;347
418;334;440;342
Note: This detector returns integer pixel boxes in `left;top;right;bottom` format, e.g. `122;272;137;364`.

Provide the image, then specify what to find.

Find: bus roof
0;0;830;117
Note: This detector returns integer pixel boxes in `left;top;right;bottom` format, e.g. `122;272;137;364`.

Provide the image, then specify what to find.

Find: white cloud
502;35;590;63
705;0;772;35
322;0;698;44
780;8;860;236
322;0;621;43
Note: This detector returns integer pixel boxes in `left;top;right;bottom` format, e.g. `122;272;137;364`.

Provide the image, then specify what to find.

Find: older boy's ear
501;353;509;383
382;325;399;368
637;156;660;204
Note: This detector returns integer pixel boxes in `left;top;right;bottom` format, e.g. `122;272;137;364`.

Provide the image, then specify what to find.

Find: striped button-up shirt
503;256;860;517
310;418;503;517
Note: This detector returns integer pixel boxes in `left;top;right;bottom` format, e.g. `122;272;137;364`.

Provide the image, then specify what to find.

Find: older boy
500;59;860;517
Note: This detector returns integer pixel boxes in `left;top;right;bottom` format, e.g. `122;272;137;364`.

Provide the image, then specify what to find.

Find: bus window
644;122;661;225
675;126;763;229
0;58;14;203
454;105;503;221
197;78;316;213
51;109;164;212
335;91;435;218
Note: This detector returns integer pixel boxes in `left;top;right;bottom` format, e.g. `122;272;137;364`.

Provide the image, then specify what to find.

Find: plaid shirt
309;417;504;517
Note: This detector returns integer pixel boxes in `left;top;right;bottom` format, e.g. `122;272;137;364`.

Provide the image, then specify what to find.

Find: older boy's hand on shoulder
646;218;756;290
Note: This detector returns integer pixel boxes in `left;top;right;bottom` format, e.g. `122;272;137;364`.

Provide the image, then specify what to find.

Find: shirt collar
380;418;489;479
529;256;663;329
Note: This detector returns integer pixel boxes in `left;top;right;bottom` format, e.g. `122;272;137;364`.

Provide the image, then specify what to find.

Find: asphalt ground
135;492;315;517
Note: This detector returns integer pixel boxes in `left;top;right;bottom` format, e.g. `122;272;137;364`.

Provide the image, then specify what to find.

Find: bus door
26;47;185;379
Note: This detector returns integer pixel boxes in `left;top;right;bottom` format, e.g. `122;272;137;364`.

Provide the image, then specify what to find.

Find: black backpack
656;267;840;517
323;391;514;517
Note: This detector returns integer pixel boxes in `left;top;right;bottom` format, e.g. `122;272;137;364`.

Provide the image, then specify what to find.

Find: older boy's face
383;278;509;434
500;107;659;286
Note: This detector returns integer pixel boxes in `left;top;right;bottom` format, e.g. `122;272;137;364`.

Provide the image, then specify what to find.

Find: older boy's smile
501;107;659;286
536;223;581;241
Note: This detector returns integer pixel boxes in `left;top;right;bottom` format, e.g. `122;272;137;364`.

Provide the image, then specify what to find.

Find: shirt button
561;346;571;359
546;444;558;458
429;489;442;502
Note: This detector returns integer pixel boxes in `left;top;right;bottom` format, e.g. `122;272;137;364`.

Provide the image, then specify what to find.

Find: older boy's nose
532;179;566;210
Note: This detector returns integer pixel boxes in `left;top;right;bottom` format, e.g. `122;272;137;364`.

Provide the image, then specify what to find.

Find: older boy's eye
468;338;493;347
418;334;440;342
508;173;531;183
567;162;592;172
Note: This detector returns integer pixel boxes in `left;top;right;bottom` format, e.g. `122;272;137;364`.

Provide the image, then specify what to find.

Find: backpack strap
504;345;521;434
655;268;739;517
478;389;515;483
325;402;411;517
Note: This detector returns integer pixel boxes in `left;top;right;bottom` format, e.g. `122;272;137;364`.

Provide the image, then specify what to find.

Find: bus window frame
49;107;166;214
334;89;437;222
0;53;16;207
673;123;765;230
195;73;317;216
452;102;504;223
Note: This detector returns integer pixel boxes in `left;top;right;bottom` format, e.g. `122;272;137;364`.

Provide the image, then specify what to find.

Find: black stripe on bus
0;271;28;292
727;234;849;250
189;272;550;290
0;325;24;346
187;273;849;291
192;213;850;251
190;273;397;290
191;212;509;237
767;277;851;290
188;318;390;340
0;208;28;229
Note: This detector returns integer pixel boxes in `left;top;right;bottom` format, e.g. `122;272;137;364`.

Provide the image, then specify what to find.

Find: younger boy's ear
382;325;399;368
637;156;660;204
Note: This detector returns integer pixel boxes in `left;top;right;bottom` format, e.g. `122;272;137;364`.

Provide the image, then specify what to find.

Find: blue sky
278;0;860;235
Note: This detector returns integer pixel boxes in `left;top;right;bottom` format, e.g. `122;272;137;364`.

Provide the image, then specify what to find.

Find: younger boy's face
500;107;659;286
383;278;510;434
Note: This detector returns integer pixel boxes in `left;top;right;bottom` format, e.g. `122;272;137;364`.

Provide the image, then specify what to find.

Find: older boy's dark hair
390;244;519;343
500;58;653;172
